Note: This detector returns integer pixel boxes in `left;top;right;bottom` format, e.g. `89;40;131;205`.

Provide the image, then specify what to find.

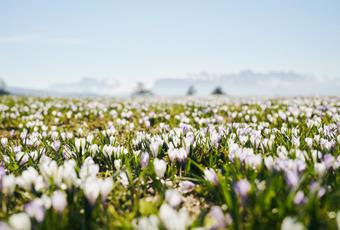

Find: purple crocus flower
204;168;219;185
209;206;226;228
25;199;45;222
140;152;149;169
293;191;305;205
0;167;5;190
52;140;61;152
323;154;334;169
234;179;251;199
285;170;299;188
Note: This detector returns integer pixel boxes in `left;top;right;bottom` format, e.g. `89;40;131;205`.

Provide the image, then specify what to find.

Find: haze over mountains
5;70;340;97
153;70;340;96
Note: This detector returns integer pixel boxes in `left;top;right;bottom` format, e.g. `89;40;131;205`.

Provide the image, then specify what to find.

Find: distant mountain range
152;71;340;96
48;77;125;96
7;77;130;97
5;71;340;97
7;86;101;97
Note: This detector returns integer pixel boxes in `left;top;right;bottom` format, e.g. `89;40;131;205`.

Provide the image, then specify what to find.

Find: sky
0;1;340;90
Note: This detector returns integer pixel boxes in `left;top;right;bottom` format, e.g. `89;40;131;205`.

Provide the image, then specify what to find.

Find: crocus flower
15;152;29;165
2;174;16;195
119;171;129;188
75;138;86;153
8;212;31;230
204;168;219;185
1;137;8;147
0;222;11;230
100;178;113;201
314;163;326;177
114;159;121;170
0;166;5;179
25;199;45;223
165;189;182;207
168;147;177;163
176;148;187;162
153;158;167;178
281;216;305;230
134;215;159;230
159;203;190;230
178;181;195;194
293;191;305;205
207;206;226;229
323;154;334;169
150;137;163;157
140;152;149;169
285;171;299;188
234;179;251;199
51;190;67;213
84;178;100;205
52;140;60;151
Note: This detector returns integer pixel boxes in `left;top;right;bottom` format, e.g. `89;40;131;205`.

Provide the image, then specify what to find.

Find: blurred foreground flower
133;215;159;230
204;168;219;185
165;189;182;207
205;206;227;229
51;190;67;213
159;203;190;230
178;181;195;194
140;152;149;169
234;179;251;200
9;212;31;230
281;216;305;230
25;199;45;222
154;158;167;178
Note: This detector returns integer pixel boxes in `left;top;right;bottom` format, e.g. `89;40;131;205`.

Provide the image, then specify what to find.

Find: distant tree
186;85;196;96
0;79;9;95
132;82;153;96
211;86;225;95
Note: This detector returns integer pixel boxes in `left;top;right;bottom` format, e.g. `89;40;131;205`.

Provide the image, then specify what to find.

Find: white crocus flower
178;181;195;194
16;167;39;191
114;159;121;170
165;189;182;208
1;137;8;147
89;144;99;156
79;157;99;181
39;160;60;184
2;174;16;195
281;216;305;230
51;190;67;213
150;137;163;157
84;178;100;205
103;145;114;158
153;158;167;178
25;198;45;223
314;163;326;177
16;152;29;165
75;138;86;153
60;160;78;188
9;212;31;230
119;171;129;188
100;178;113;201
134;215;159;230
159;203;190;230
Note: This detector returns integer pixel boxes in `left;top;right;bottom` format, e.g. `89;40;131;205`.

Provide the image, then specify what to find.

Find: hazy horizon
1;1;340;94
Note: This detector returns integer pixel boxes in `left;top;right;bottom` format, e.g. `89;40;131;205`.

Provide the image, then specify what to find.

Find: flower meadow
0;96;339;230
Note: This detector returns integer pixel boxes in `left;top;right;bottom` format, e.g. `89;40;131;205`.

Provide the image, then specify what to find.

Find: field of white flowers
0;96;339;230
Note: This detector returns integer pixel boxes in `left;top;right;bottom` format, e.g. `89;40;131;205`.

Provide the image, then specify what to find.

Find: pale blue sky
0;1;339;89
